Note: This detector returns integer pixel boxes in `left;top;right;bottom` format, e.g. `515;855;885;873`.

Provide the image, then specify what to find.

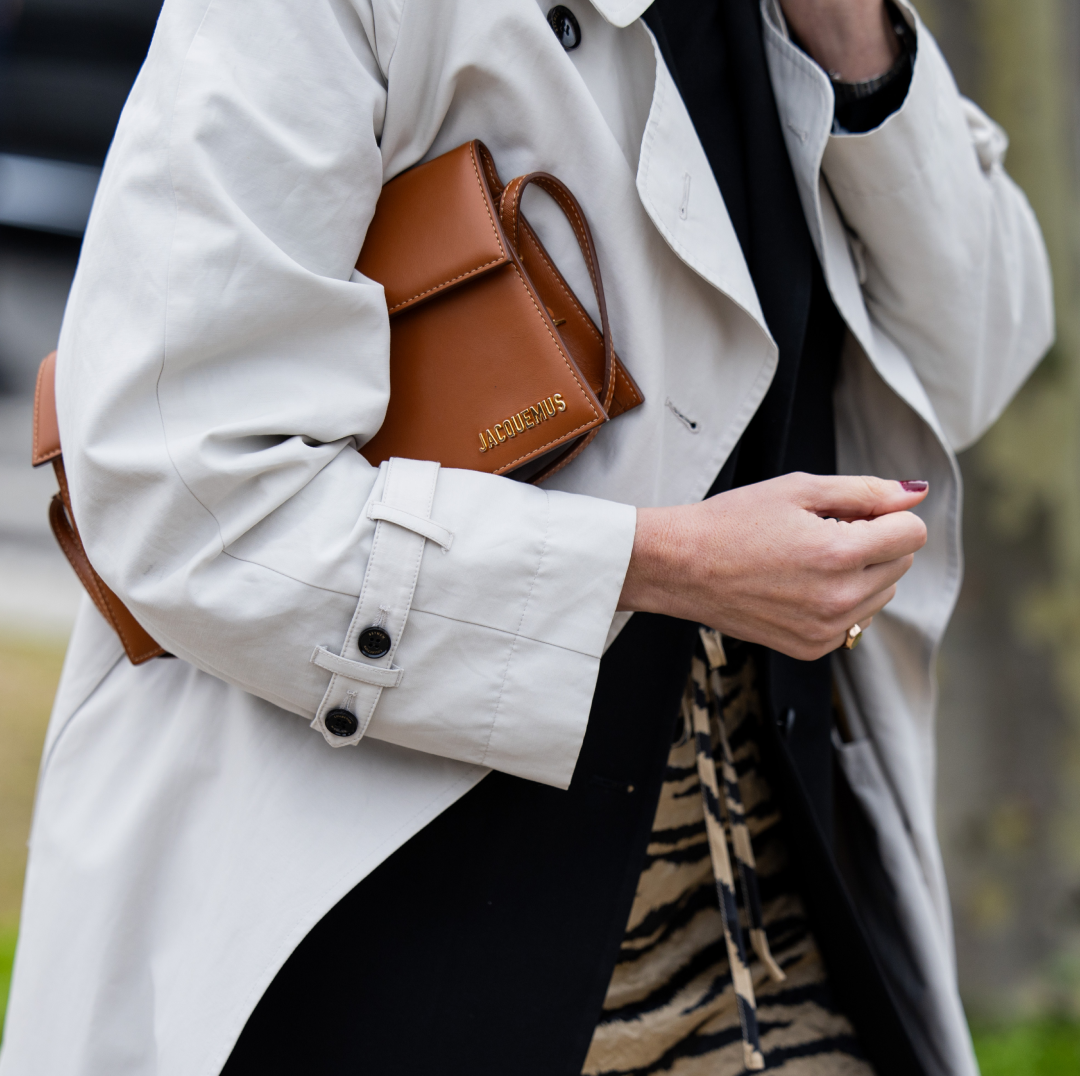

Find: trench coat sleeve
819;7;1054;452
56;0;636;790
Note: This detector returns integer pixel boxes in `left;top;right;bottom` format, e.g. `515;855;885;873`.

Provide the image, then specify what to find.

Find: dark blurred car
0;0;162;234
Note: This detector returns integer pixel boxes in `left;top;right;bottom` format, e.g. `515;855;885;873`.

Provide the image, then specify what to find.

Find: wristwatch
830;1;917;133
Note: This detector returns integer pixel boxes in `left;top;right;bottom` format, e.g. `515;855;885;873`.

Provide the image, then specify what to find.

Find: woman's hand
778;0;900;82
618;473;928;660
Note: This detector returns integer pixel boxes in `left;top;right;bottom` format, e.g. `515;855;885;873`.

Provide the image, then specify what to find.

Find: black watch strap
831;2;916;133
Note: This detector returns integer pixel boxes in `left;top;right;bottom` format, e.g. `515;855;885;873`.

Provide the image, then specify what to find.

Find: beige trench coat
1;1;1052;1073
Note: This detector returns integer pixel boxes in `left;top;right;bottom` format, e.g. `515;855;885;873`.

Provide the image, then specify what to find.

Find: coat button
325;708;359;737
358;625;392;658
547;6;581;50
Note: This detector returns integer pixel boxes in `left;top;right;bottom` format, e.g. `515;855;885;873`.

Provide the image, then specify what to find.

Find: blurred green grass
1;923;16;1039
972;1020;1080;1075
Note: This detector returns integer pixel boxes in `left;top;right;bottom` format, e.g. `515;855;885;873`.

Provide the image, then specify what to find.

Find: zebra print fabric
582;633;874;1075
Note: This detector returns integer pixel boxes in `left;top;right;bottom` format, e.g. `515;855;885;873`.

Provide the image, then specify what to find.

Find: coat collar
588;0;795;36
587;0;651;29
589;0;793;33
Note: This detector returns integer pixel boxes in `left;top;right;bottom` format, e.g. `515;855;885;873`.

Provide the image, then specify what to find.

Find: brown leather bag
358;141;642;479
32;140;640;663
32;351;166;663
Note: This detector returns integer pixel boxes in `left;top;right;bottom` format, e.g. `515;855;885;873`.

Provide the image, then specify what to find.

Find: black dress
222;3;928;1074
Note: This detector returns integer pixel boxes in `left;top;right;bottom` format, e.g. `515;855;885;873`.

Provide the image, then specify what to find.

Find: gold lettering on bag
477;391;571;454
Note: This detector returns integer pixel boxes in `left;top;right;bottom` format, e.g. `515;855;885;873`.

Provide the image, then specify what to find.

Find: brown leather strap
480;154;615;484
497;173;615;415
476;144;642;423
33;353;165;664
49;457;166;664
32;350;62;466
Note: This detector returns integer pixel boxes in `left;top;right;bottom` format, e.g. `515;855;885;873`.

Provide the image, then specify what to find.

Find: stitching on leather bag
32;358;46;464
535;179;600;299
520;224;601;344
32;354;61;466
510;255;599;419
385;146;507;315
386;258;504;314
548;189;597;295
501;179;601;353
613;365;638;404
522;180;623;414
492;164;628;407
470;144;507;252
481;150;502;195
503;176;526;251
504;179;610;389
495;262;600;473
464;154;617;471
517;221;640;409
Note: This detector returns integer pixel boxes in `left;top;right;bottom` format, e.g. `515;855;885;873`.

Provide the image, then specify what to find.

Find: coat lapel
634;22;771;341
588;0;771;342
758;0;949;445
594;0;950;451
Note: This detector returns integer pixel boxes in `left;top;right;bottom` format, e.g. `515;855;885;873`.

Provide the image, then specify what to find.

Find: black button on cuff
325;708;359;738
358;625;392;658
547;6;581;50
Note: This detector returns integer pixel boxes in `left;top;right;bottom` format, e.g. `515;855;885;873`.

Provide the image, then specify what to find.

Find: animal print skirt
582;632;874;1076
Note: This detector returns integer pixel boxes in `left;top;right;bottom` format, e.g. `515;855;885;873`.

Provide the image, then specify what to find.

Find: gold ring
843;624;863;651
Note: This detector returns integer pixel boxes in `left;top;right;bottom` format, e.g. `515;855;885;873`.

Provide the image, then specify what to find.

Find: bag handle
496;172;615;416
33;353;166;664
475;145;615;483
48;457;166;663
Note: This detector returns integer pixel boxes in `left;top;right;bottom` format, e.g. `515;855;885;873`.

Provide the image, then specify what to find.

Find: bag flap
33;350;62;466
356;141;508;316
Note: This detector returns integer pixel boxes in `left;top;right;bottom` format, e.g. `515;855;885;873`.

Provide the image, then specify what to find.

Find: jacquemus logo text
478;394;567;453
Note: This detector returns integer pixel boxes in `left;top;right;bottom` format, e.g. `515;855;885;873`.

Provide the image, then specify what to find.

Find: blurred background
1;0;1079;1070
0;0;164;1031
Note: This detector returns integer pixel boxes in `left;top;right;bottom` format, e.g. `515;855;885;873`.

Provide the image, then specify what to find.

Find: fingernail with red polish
900;480;928;492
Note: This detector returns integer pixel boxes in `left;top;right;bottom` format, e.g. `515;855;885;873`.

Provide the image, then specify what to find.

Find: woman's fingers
828;509;927;568
792;590;892;660
846;588;895;632
820;593;892;656
798;473;929;521
620;471;930;661
857;555;914;600
818;558;906;644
